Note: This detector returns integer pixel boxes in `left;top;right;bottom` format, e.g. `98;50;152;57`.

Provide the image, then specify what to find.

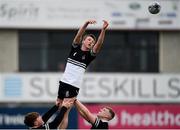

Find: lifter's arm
75;100;96;124
42;105;59;123
48;98;75;129
73;20;96;44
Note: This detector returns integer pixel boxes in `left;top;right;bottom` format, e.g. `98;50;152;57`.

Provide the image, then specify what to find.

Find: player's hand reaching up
86;20;97;25
62;97;76;109
102;20;109;30
56;98;62;107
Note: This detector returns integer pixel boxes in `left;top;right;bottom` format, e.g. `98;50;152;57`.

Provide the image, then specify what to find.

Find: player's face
82;36;95;49
34;116;44;127
97;108;112;120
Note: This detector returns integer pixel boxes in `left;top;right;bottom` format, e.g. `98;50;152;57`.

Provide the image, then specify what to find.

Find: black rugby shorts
58;81;79;99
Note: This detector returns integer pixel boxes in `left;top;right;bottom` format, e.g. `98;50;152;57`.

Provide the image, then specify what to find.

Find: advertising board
78;104;180;129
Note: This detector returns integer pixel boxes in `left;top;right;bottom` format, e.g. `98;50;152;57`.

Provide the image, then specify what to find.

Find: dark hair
82;34;96;43
24;112;40;127
106;107;115;120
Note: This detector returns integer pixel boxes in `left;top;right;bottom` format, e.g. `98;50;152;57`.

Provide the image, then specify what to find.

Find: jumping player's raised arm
73;20;96;44
92;20;109;54
75;100;96;124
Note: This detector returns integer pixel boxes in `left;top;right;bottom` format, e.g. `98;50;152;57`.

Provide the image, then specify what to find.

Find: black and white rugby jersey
61;43;96;88
91;117;108;129
31;106;67;130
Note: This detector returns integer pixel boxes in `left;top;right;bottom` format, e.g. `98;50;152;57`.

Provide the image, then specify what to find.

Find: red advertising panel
78;104;180;129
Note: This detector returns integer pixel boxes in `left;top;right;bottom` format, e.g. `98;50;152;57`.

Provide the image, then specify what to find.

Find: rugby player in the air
57;19;109;129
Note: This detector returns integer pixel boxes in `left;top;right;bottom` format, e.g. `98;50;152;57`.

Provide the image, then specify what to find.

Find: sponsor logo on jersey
73;52;77;56
82;55;85;60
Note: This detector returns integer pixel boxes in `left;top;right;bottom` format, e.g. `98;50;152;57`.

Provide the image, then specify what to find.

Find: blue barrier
0;106;77;129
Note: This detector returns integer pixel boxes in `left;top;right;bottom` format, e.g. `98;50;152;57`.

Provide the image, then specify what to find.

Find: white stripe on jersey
94;118;100;127
68;58;86;69
44;123;50;130
61;62;85;88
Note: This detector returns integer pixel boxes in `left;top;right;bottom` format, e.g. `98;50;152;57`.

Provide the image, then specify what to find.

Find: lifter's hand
102;20;109;30
62;97;76;109
56;98;62;107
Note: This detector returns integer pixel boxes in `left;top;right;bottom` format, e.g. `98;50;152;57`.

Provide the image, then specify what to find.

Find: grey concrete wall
160;32;180;73
0;30;18;72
